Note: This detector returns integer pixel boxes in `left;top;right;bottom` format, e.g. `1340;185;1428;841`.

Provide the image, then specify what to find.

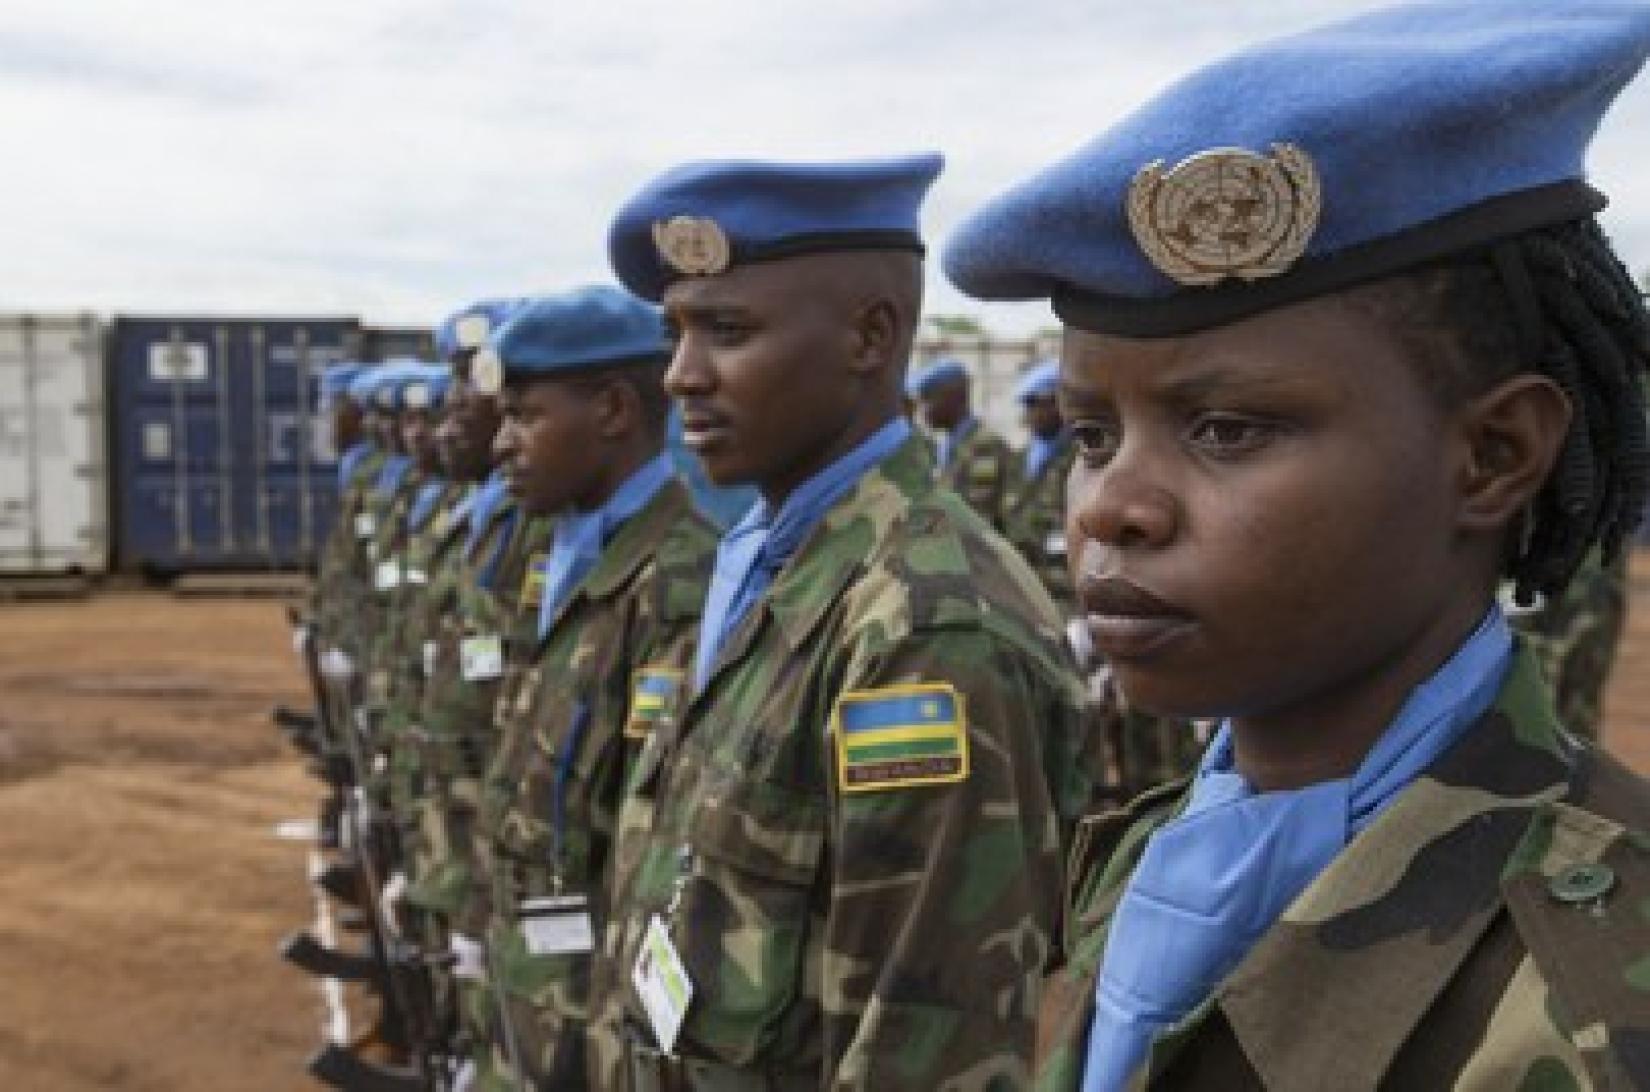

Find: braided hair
1355;218;1650;604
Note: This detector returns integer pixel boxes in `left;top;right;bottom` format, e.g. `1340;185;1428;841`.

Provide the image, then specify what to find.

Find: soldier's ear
1454;372;1570;533
588;377;637;440
849;297;899;377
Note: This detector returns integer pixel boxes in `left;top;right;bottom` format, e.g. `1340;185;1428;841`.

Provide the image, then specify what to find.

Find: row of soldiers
278;188;1127;1090
276;166;1633;1092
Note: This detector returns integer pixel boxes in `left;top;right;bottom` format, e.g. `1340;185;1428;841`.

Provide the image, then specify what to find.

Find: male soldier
455;286;717;1089
376;363;468;897
945;1;1650;1086
299;361;372;817
593;153;1092;1090
911;356;1014;529
394;300;556;1083
1004;359;1076;612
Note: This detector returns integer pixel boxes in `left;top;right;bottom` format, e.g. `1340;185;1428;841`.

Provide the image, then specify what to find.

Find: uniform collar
690;428;926;699
1154;644;1576;1086
536;453;677;638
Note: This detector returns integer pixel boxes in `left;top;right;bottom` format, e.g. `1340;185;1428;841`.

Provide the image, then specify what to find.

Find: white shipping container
0;314;109;574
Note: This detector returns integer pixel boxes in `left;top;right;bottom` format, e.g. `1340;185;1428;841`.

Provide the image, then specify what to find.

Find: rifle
284;606;450;1090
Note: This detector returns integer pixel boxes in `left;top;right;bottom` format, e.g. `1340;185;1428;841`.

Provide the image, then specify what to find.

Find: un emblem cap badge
1127;143;1321;287
653;216;731;277
455;314;492;350
469;347;504;396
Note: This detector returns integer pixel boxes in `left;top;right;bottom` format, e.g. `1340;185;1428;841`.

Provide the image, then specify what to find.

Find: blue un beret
944;0;1650;336
320;361;366;408
434;298;525;360
1015;360;1061;403
348;366;388;408
469;285;669;396
399;362;452;412
608;153;945;302
907;358;970;398
370;361;428;413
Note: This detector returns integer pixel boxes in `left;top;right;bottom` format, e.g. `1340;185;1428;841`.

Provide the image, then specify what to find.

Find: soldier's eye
1186;414;1281;458
1070;419;1121;466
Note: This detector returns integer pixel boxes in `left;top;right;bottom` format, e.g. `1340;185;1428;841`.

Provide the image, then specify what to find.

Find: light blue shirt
935;414;977;470
693;418;910;689
1025;431;1066;481
374;454;413;497
408;478;448;530
463;469;512;557
1081;606;1513;1092
337;442;372;489
536;453;675;640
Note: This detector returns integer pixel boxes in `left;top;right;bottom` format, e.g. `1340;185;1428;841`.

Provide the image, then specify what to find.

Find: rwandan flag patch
519;553;549;611
626;667;684;739
833;682;968;793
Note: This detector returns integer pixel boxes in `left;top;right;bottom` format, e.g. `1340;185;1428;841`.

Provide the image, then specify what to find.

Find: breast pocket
674;772;826;1064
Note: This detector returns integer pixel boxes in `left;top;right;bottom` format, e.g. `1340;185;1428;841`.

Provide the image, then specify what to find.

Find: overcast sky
4;0;1647;336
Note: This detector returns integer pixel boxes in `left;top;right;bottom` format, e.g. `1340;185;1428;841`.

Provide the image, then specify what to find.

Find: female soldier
945;1;1650;1088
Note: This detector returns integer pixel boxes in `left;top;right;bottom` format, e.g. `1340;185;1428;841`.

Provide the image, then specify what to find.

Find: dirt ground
0;561;1648;1091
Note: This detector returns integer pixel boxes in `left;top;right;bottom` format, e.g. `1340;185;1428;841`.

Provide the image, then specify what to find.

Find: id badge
374;560;401;591
355;512;377;539
633;914;694;1055
519;894;595;956
1044;530;1067;558
422;640;439;680
459;634;504;681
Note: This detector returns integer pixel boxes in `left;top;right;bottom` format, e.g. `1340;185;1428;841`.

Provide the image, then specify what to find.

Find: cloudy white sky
3;0;1647;335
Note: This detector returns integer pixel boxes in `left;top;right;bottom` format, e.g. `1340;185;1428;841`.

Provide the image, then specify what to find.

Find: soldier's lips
680;415;733;451
1079;576;1194;660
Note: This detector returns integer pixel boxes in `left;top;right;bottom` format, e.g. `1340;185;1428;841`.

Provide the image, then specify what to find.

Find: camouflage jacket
592;435;1093;1091
402;502;552;918
377;483;472;823
471;479;717;1089
938;420;1015;532
312;449;387;653
1507;547;1630;743
1033;643;1650;1091
1004;437;1077;614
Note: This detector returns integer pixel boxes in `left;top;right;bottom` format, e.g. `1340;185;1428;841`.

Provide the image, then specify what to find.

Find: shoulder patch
627;667;685;739
519;552;549;611
833;682;968;793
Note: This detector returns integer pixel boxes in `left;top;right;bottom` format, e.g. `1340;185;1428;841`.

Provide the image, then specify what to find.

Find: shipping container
107;316;360;572
0;313;110;574
355;324;435;363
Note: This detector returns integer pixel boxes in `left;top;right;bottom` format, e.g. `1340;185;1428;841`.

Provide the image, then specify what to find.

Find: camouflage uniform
1033;643;1650;1090
313;449;388;747
591;435;1093;1090
1004;435;1077;613
397;501;551;1077
938;419;1015;532
378;483;469;843
1508;547;1630;742
359;470;434;794
466;480;716;1089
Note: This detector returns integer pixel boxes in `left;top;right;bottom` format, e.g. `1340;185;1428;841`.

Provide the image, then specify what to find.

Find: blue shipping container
109;316;360;571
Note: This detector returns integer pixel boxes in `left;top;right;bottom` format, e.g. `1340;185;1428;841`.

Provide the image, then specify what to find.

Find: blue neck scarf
1025;430;1066;481
408;478;449;530
1082;607;1513;1092
374;454;413;497
536;453;674;640
936;415;977;470
337;442;373;489
464;469;512;556
693;418;909;689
